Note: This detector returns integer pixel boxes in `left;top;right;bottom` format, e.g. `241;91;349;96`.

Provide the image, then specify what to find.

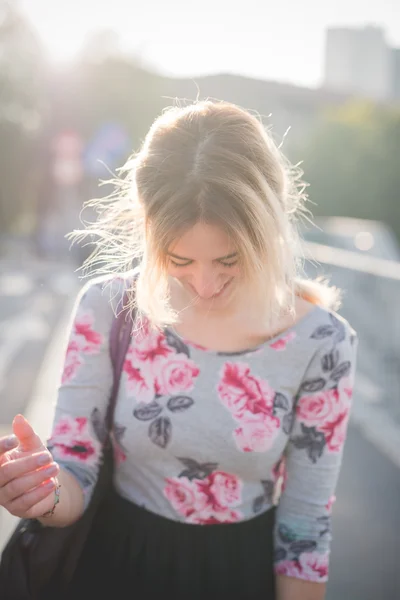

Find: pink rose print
275;552;328;582
218;363;280;453
164;477;208;518
275;560;303;579
62;309;103;384
270;331;297;351
164;469;243;524
326;495;336;512
218;362;275;421
187;506;242;525
123;318;200;404
124;350;199;402
338;376;354;400
321;409;350;453
62;350;83;385
132;319;174;365
156;355;200;396
123;353;156;404
234;417;280;453
297;388;342;427
298;387;351;453
52;415;87;438
299;552;329;582
48;415;101;466
207;471;242;507
74;313;103;351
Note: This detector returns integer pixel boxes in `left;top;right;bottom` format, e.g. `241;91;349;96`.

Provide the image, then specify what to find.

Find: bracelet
41;481;61;517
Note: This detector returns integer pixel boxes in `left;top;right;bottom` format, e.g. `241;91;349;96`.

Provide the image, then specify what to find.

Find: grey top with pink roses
47;276;358;584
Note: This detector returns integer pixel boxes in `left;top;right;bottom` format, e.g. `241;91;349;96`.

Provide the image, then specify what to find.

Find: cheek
227;265;241;280
167;265;190;280
232;266;241;277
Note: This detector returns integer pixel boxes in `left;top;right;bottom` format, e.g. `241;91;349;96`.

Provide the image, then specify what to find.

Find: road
327;425;400;599
0;258;79;429
0;257;399;599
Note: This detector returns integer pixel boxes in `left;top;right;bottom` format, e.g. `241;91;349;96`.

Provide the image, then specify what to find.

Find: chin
193;278;237;308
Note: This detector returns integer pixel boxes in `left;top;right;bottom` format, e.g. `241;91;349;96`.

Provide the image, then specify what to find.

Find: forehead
169;222;235;259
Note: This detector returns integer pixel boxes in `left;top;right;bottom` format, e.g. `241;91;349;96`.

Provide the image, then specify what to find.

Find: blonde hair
73;101;340;326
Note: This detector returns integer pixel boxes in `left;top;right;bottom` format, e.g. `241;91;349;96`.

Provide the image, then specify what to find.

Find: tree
300;101;400;239
0;0;47;234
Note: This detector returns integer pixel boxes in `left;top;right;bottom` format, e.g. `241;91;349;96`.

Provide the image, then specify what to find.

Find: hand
0;414;60;519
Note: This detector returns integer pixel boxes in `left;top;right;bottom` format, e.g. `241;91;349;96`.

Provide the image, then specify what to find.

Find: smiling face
166;222;242;310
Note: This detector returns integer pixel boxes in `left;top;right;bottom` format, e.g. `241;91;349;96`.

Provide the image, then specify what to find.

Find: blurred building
324;26;399;102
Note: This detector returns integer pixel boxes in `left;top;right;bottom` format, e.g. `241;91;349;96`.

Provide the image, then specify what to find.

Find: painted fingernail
5;435;18;449
37;453;52;466
44;464;59;475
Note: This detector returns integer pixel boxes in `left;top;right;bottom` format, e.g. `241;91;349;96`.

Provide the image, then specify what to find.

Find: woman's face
166;222;242;310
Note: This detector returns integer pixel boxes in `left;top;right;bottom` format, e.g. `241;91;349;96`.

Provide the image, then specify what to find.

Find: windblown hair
71;101;340;326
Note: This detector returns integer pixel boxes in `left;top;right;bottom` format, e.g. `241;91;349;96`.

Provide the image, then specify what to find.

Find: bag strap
106;289;134;432
60;290;134;587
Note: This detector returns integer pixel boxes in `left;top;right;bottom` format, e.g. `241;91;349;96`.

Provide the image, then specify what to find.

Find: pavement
0;252;80;545
0;256;80;428
326;424;400;600
0;250;399;599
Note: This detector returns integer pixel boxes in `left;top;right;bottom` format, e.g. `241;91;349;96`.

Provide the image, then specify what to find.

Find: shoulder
300;305;358;381
307;305;357;345
75;269;138;315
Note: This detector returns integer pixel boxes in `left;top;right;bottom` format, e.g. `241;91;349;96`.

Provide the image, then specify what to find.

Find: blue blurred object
83;123;131;177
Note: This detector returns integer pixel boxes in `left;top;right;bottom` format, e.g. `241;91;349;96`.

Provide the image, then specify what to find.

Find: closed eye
170;259;193;267
218;260;238;268
168;252;239;268
170;259;237;268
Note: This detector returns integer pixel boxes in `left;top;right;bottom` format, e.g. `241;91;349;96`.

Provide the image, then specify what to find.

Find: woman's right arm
42;278;117;526
0;278;117;527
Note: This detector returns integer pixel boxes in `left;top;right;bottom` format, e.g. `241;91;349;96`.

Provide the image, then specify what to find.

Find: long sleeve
274;316;358;582
47;278;117;508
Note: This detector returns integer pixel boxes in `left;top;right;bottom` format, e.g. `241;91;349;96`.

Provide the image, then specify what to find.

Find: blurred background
0;1;399;597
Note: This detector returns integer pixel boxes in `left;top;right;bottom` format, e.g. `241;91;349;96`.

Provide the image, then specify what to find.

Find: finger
21;489;59;520
0;434;19;456
5;478;57;518
0;451;53;487
1;462;59;504
12;414;45;453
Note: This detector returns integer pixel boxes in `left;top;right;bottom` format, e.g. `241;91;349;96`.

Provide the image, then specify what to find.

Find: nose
190;268;221;299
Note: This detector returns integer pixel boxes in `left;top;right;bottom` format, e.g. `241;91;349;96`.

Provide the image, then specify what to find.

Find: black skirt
65;490;277;600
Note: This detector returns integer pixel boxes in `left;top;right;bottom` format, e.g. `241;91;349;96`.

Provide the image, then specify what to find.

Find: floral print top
48;276;358;584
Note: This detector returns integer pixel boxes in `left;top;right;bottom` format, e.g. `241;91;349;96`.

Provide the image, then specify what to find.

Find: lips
186;278;233;300
213;279;231;298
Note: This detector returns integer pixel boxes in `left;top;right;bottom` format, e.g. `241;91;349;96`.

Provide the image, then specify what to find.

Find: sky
20;0;400;89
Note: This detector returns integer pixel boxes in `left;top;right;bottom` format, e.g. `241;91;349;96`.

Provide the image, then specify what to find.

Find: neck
173;288;271;330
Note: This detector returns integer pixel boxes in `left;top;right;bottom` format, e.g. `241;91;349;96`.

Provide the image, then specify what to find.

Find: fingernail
37;453;52;466
44;464;59;476
14;414;27;424
44;479;55;489
5;435;18;449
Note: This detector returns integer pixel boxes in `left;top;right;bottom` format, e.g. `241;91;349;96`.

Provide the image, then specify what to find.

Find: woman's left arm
276;574;325;600
274;317;358;600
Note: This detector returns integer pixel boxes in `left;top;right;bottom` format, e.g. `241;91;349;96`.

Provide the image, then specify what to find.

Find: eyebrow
167;252;238;261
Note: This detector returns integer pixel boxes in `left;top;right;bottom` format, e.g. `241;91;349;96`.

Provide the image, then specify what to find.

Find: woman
0;101;357;599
